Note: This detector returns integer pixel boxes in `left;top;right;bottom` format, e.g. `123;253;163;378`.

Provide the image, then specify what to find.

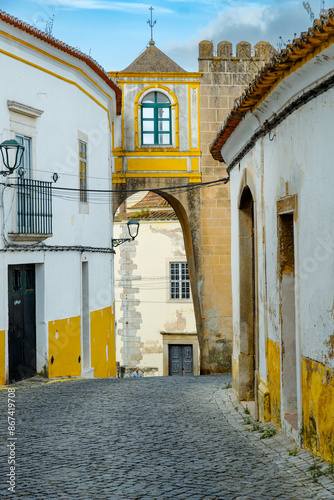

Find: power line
1;176;229;198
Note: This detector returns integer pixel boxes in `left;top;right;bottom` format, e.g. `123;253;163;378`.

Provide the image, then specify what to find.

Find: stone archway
112;177;210;371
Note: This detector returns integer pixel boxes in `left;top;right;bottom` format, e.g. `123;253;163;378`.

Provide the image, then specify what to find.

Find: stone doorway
238;187;256;401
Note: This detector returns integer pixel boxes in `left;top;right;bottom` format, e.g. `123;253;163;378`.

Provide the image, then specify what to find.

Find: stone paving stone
0;375;333;499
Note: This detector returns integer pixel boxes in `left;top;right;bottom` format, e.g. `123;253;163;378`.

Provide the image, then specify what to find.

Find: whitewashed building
0;12;121;383
114;192;199;376
210;13;334;461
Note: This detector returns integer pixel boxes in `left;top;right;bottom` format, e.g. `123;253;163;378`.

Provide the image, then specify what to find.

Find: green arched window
141;92;172;146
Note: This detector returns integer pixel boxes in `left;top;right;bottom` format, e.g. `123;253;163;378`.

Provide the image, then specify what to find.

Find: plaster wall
0;20;117;382
114;219;197;376
224;46;334;457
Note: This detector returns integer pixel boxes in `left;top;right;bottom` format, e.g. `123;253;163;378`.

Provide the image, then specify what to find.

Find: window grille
170;262;190;299
17;178;53;235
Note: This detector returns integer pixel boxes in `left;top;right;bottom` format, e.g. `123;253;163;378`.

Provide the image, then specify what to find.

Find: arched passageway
238;186;257;400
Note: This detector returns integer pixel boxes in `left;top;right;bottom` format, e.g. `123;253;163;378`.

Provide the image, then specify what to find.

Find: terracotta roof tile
210;10;334;163
129;192;170;209
115;210;177;222
122;42;187;73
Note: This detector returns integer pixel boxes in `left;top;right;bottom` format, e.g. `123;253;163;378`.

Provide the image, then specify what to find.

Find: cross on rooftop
147;6;157;45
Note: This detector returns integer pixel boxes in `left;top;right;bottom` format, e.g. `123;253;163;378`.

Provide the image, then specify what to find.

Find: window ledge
139;145;176;149
168;299;192;303
7;233;52;242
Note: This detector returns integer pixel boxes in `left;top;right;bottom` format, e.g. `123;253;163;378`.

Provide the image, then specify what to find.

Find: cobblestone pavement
0;375;333;499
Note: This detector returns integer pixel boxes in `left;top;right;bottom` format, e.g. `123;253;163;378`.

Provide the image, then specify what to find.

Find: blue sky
0;1;325;71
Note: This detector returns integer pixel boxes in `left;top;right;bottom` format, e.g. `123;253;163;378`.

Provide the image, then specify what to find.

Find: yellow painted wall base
267;338;281;427
302;356;334;461
91;305;116;378
0;330;5;385
49;317;81;378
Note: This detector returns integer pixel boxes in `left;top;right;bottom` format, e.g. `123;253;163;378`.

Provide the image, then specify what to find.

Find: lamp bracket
112;237;134;249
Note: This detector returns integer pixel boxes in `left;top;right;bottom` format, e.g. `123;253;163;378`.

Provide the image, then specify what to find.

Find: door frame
161;332;199;376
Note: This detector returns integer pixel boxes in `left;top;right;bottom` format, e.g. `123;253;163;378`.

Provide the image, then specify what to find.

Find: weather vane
147;6;157;44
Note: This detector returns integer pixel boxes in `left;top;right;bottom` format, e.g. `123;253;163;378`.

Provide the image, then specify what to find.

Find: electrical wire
0;176;229;200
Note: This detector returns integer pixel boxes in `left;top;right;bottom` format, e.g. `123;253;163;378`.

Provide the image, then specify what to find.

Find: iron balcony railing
17;178;53;235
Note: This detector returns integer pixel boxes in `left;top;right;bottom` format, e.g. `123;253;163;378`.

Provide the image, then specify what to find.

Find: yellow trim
116;80;201;85
127;158;187;172
44;378;83;385
109;71;202;79
115;158;123;172
191;158;199;172
197;83;201;150
113;172;202;181
134;84;179;150
0;29;116;107
187;83;200;151
188;84;192;151
112;121;115;152
114;151;200;157
0;45;112;131
120;81;125;150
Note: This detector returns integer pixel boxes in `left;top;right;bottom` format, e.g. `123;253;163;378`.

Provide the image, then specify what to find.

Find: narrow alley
1;375;333;499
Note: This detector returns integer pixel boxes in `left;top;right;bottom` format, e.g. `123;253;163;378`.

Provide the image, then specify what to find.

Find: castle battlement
199;40;275;61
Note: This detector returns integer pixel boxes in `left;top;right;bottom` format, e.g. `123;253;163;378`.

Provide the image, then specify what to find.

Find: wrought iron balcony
14;178;53;237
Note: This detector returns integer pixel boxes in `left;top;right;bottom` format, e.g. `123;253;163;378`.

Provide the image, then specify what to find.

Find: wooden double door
169;344;193;376
8;264;36;382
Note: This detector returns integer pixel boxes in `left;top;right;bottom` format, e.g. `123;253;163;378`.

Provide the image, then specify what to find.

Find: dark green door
169;345;193;376
8;264;36;382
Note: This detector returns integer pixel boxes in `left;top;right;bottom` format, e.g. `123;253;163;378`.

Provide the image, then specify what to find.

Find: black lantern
112;219;140;249
0;139;25;176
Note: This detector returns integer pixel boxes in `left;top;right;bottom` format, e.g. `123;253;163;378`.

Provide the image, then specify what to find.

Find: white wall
0;19;117;379
226;43;334;384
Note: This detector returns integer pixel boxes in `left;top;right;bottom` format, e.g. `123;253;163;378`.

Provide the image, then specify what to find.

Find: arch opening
113;189;202;377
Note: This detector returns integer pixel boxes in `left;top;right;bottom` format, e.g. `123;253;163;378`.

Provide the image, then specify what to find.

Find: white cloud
163;1;310;71
34;0;173;14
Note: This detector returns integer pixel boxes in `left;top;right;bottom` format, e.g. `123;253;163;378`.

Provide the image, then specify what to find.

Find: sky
0;1;327;71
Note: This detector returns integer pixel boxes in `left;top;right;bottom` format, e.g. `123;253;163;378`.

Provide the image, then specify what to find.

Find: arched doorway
238;186;256;401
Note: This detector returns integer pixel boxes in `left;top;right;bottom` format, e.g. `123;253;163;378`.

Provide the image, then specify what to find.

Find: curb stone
214;387;334;499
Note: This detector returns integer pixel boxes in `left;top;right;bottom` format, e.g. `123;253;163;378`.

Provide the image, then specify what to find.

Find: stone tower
197;41;275;371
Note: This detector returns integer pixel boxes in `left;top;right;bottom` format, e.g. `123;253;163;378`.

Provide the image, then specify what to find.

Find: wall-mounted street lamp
0;139;25;176
112;219;140;249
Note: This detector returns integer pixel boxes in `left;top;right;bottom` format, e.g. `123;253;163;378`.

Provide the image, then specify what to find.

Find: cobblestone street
0;375;333;499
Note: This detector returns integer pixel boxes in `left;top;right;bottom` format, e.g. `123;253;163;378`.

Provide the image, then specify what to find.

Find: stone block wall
198;40;274;373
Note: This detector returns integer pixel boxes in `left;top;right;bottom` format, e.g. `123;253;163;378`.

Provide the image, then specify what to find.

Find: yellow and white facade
109;42;201;185
0;12;119;383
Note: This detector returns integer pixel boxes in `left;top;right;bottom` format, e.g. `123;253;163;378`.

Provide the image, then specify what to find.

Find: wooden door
8;264;36;382
169;344;193;376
